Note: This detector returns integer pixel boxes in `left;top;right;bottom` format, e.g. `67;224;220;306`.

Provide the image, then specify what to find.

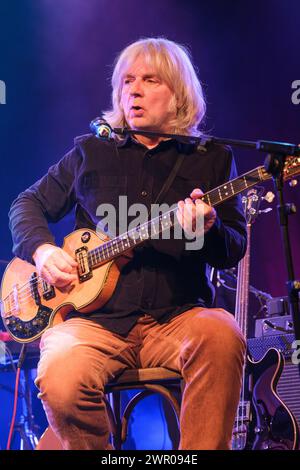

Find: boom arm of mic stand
113;127;300;156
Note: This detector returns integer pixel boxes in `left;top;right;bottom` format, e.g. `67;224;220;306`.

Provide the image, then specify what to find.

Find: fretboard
235;224;251;338
88;165;269;268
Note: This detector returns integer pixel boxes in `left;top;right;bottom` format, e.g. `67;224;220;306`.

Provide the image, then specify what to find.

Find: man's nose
129;79;144;96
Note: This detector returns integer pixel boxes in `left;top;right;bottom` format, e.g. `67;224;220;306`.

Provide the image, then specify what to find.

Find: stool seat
105;367;182;389
104;367;183;450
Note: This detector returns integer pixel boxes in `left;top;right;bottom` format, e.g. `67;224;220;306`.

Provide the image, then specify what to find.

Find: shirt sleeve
8;146;82;263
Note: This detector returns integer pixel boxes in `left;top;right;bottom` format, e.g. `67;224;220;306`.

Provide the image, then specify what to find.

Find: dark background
0;0;299;449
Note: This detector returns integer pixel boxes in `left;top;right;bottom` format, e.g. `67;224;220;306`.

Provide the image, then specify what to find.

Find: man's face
120;56;177;133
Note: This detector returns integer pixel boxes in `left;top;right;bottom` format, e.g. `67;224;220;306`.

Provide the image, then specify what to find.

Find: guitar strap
152;153;185;206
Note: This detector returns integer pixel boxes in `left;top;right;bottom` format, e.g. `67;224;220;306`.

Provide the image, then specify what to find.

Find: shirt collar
115;133;195;153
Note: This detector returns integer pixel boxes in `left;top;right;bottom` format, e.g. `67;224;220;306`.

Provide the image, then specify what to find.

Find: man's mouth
130;106;145;116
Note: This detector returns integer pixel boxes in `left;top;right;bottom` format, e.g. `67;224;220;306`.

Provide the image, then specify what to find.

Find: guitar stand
264;152;300;378
13;368;40;450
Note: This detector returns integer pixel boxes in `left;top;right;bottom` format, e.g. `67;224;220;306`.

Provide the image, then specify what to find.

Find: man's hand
176;188;216;238
33;244;78;288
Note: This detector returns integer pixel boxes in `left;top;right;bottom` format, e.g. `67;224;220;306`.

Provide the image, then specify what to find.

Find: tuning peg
258;208;272;214
289;179;298;187
262;191;275;203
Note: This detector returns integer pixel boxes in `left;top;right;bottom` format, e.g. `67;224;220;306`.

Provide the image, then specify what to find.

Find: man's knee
185;308;246;358
35;352;104;415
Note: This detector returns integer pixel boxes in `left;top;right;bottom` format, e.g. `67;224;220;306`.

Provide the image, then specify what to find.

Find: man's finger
61;250;78;268
190;188;203;199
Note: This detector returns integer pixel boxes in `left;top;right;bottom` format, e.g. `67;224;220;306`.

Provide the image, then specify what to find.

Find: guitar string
233;193;247;446
235;257;243;443
234;224;251;446
239;255;247;444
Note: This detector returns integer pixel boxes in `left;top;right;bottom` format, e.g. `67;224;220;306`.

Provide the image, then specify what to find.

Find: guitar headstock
242;187;273;225
261;156;300;183
283;156;300;182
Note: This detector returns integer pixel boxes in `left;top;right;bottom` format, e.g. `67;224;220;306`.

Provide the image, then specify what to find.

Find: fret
111;239;120;255
161;213;172;230
205;193;211;206
89;250;94;266
129;230;139;245
217;187;223;201
151;219;158;235
100;247;106;262
243;176;248;188
120;234;130;250
139;224;149;240
102;242;110;260
218;183;235;201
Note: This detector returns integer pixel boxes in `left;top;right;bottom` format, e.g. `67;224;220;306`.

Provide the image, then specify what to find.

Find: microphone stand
113;126;300;377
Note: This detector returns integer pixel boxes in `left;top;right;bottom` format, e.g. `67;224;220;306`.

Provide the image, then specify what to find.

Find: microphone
90;117;113;140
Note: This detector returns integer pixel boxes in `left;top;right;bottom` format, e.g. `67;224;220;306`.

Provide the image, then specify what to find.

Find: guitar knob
81;232;91;243
289;179;298;187
254;426;264;435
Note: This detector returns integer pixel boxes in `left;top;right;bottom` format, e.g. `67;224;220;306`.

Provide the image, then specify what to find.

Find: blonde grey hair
102;37;206;135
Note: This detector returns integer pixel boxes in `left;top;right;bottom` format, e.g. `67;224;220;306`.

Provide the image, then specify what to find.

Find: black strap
152;153;185;206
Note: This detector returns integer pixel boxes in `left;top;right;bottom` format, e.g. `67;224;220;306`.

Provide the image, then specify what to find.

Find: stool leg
111;391;122;450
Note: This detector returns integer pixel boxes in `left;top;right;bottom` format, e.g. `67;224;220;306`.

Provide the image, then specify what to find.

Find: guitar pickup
75;246;92;283
30;272;41;306
42;279;55;300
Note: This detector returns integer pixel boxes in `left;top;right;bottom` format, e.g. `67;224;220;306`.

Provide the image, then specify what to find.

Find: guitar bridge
42;279;55;300
75;246;92;282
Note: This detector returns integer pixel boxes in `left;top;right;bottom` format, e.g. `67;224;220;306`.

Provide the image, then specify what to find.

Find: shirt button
141;190;148;197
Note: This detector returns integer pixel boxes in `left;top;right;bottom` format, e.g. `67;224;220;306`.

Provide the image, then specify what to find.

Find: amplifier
247;334;300;430
255;315;294;338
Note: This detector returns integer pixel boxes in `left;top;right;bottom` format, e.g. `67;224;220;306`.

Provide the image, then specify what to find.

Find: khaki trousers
35;307;246;450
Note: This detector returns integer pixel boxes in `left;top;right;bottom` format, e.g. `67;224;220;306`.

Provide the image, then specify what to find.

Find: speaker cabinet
248;334;300;430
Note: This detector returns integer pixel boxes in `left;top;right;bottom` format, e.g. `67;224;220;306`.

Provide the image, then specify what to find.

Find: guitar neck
88;165;269;268
235;224;251;338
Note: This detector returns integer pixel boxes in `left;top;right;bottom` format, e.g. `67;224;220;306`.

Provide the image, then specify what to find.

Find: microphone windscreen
90;117;112;140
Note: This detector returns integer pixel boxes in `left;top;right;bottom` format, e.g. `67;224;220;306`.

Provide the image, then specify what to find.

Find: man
9;37;246;450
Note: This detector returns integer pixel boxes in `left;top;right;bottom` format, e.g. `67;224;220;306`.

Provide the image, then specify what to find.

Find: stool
104;367;183;450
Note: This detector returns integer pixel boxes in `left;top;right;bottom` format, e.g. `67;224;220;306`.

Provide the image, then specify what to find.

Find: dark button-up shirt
9;134;247;335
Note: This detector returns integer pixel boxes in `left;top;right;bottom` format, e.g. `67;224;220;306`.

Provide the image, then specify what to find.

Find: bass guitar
232;188;299;450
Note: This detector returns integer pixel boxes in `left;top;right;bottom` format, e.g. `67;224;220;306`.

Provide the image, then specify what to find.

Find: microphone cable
6;344;27;450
